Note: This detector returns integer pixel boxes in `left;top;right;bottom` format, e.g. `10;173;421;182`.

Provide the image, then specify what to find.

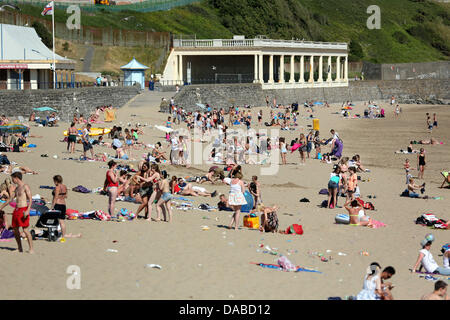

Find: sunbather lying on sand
0;165;37;175
170;177;217;198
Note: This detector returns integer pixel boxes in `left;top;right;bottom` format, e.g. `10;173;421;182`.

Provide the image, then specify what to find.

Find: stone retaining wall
0;86;141;122
171;79;449;112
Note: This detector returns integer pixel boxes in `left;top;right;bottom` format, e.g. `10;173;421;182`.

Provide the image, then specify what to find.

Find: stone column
179;55;183;84
308;55;314;83
254;54;258;83
344;55;348;82
326;56;332;82
317;55;323;83
336;56;341;82
259;54;264;83
279;55;285;83
289;55;295;83
268;54;274;84
299;55;304;83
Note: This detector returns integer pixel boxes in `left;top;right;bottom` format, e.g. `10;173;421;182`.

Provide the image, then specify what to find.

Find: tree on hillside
32;22;53;49
349;39;364;62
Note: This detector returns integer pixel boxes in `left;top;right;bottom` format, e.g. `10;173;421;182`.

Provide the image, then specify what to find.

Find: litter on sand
145;264;162;270
106;249;118;253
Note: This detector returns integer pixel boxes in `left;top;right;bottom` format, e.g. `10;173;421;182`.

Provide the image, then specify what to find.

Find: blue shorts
162;192;172;202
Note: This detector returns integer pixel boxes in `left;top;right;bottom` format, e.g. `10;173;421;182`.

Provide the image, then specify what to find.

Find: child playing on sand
249;175;261;209
156;171;173;222
0;172;34;253
279;137;287;165
404;159;412;185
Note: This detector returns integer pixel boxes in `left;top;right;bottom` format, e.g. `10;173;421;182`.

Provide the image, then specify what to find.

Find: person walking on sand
67;122;78;154
421;281;449;300
0;172;33;253
433;113;438;128
228;172;247;230
82;124;94;160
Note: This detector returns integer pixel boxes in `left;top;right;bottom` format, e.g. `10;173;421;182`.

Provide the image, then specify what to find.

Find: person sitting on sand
412;240;450;276
200;166;224;184
0;177;13;201
217;194;233;211
259;205;279;233
344;199;372;226
406;178;425;198
440;172;450;189
421;281;449;300
151;142;168;162
419;137;438;145
356;262;383;300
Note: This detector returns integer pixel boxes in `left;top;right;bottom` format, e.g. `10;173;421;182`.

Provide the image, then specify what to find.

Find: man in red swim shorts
0;171;33;253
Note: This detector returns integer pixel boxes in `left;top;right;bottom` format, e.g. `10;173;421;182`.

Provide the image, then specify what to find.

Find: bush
349;40;364;61
62;42;70;51
392;31;409;44
32;22;52;49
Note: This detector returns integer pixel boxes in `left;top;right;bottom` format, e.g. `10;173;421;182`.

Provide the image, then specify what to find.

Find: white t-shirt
420;249;439;273
171;138;179;151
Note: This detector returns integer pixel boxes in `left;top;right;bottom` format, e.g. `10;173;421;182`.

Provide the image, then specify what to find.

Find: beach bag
321;200;328;208
319;188;328;195
0;228;14;239
356;197;365;206
72;185;91;193
284;224;303;235
363;202;375;210
400;190;409;197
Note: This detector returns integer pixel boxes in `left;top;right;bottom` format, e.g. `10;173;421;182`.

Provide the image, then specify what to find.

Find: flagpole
52;1;56;89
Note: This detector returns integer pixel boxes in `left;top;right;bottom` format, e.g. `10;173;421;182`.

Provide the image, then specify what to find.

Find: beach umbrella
154;125;173;133
33;107;58;112
0;123;30;134
313;101;323;105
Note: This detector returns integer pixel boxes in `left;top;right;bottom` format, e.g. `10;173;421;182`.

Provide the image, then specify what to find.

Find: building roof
0;23;74;63
121;58;149;70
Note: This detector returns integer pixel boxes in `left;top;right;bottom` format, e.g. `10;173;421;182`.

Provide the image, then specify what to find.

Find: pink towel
370;219;386;229
290;143;303;153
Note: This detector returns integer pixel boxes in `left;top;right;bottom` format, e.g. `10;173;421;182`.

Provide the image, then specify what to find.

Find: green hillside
15;0;450;63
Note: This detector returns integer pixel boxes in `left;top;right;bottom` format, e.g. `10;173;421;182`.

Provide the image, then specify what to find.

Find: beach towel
104;109;116;122
251;262;322;273
72;185;91;193
369;219;386;229
290;143;303;153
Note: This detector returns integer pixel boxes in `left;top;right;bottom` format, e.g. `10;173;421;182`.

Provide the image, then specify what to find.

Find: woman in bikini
135;164;161;221
328;165;341;209
344;199;372;226
417;148;426;179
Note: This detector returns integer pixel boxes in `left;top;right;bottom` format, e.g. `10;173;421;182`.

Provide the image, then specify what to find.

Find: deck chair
441;171;450;188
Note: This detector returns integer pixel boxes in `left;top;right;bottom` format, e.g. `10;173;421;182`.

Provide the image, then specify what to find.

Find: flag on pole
41;1;54;16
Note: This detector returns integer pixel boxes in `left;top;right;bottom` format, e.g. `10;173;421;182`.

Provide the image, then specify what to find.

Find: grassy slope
16;0;450;64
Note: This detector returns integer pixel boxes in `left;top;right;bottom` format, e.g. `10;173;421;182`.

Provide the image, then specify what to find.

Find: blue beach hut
120;58;149;89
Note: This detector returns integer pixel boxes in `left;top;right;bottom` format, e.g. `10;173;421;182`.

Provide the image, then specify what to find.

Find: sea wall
170;79;450;112
0;86;141;122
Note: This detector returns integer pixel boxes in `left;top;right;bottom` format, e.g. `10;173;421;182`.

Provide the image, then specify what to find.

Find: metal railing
173;38;348;49
7;0;201;13
0;80;138;89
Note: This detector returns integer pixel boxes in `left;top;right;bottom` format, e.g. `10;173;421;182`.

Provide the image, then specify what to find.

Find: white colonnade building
161;36;348;89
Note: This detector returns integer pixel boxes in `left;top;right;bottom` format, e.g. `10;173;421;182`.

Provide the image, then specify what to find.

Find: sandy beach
0;91;448;300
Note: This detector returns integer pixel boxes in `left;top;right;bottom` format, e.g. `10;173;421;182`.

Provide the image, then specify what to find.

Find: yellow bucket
313;119;320;131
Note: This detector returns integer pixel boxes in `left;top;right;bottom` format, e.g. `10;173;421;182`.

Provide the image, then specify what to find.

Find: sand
0;91;448;300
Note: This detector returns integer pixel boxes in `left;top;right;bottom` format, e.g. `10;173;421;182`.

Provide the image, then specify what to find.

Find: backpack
318;188;329;195
0;154;10;165
321;200;328;208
